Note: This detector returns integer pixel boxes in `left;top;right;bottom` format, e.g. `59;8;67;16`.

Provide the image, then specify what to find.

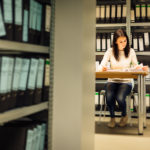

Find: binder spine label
19;58;30;91
36;58;44;88
23;10;29;42
15;0;22;25
27;58;38;89
3;0;13;23
12;58;22;91
45;5;51;32
37;3;42;31
0;7;6;36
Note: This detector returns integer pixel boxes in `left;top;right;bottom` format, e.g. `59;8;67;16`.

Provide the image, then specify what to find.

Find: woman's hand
102;66;107;71
142;66;149;71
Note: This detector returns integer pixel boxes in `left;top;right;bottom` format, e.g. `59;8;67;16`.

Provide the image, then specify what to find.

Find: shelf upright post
48;0;55;150
126;0;131;46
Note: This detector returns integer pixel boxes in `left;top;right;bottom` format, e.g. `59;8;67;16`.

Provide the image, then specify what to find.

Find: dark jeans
105;82;132;118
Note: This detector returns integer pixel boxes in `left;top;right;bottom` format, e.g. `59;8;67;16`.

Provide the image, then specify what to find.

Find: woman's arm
98;49;111;71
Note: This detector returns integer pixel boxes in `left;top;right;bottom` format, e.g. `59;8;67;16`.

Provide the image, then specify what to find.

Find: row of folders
0;121;47;150
96;1;150;23
0;56;50;113
0;0;51;46
95;92;150;113
96;32;150;52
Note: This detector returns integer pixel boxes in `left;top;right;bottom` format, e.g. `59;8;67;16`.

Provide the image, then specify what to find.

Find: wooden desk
96;71;148;135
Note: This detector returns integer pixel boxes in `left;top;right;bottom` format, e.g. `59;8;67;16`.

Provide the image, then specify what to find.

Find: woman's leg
115;83;132;117
105;82;118;118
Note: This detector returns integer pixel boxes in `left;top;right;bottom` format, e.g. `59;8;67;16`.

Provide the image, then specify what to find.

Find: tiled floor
95;117;150;150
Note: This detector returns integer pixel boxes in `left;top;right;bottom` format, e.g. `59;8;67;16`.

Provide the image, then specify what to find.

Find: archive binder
12;57;22;108
35;2;43;44
116;4;121;23
96;6;100;23
13;0;23;42
1;0;14;40
7;57;15;110
96;33;101;52
105;5;110;23
147;4;150;21
16;58;30;107
121;4;126;23
42;58;50;102
24;58;38;106
138;33;144;51
40;3;51;46
144;32;150;51
29;0;35;44
33;58;45;104
0;57;9;112
101;33;106;51
111;4;116;23
132;32;138;51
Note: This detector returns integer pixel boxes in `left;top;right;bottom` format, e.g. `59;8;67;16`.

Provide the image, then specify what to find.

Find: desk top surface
96;71;148;79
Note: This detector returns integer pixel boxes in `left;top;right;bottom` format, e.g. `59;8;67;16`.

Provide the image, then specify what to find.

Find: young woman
98;29;148;128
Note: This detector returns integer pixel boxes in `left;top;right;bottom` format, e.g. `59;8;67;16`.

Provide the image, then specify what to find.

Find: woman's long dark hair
112;29;130;61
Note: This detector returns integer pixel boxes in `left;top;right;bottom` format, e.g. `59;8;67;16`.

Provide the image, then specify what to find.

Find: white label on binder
102;38;106;51
130;34;132;45
117;5;121;18
144;32;149;46
97;38;100;51
45;5;51;32
139;37;144;51
136;5;140;18
146;94;150;107
96;61;99;72
141;5;146;18
131;10;135;21
111;5;115;18
111;33;114;45
100;5;105;19
96;6;100;18
147;5;150;18
106;5;110;19
133;38;138;50
44;59;50;86
107;38;111;49
95;92;99;105
122;5;126;17
15;0;22;25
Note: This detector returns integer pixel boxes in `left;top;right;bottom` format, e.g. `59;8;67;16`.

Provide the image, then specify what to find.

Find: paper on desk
107;68;143;72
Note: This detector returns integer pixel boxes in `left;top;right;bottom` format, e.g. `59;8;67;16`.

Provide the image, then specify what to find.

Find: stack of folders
0;0;51;46
0;121;47;150
0;56;50;113
131;0;150;22
96;0;126;24
96;32;113;52
131;32;150;51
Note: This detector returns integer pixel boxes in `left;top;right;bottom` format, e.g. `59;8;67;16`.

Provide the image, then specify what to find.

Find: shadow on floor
95;120;150;137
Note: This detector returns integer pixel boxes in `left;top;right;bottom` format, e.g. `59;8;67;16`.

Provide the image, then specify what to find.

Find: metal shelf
131;22;150;27
0;40;49;53
96;23;126;28
0;102;48;125
96;51;150;56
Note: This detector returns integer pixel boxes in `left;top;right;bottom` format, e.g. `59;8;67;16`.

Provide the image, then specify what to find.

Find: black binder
13;0;23;42
24;58;38;106
33;58;44;104
40;3;50;46
42;58;50;102
16;58;30;107
29;0;35;44
0;56;9;112
1;0;14;40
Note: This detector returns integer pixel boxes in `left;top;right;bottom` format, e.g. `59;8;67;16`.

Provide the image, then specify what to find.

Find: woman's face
116;36;127;51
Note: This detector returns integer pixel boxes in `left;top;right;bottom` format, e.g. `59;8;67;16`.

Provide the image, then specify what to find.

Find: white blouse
98;48;138;83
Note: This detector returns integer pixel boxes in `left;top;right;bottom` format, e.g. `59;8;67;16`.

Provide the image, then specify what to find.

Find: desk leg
143;76;146;128
138;75;144;135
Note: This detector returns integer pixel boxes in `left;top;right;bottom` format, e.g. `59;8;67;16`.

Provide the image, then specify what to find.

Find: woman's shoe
119;115;128;127
107;118;116;128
